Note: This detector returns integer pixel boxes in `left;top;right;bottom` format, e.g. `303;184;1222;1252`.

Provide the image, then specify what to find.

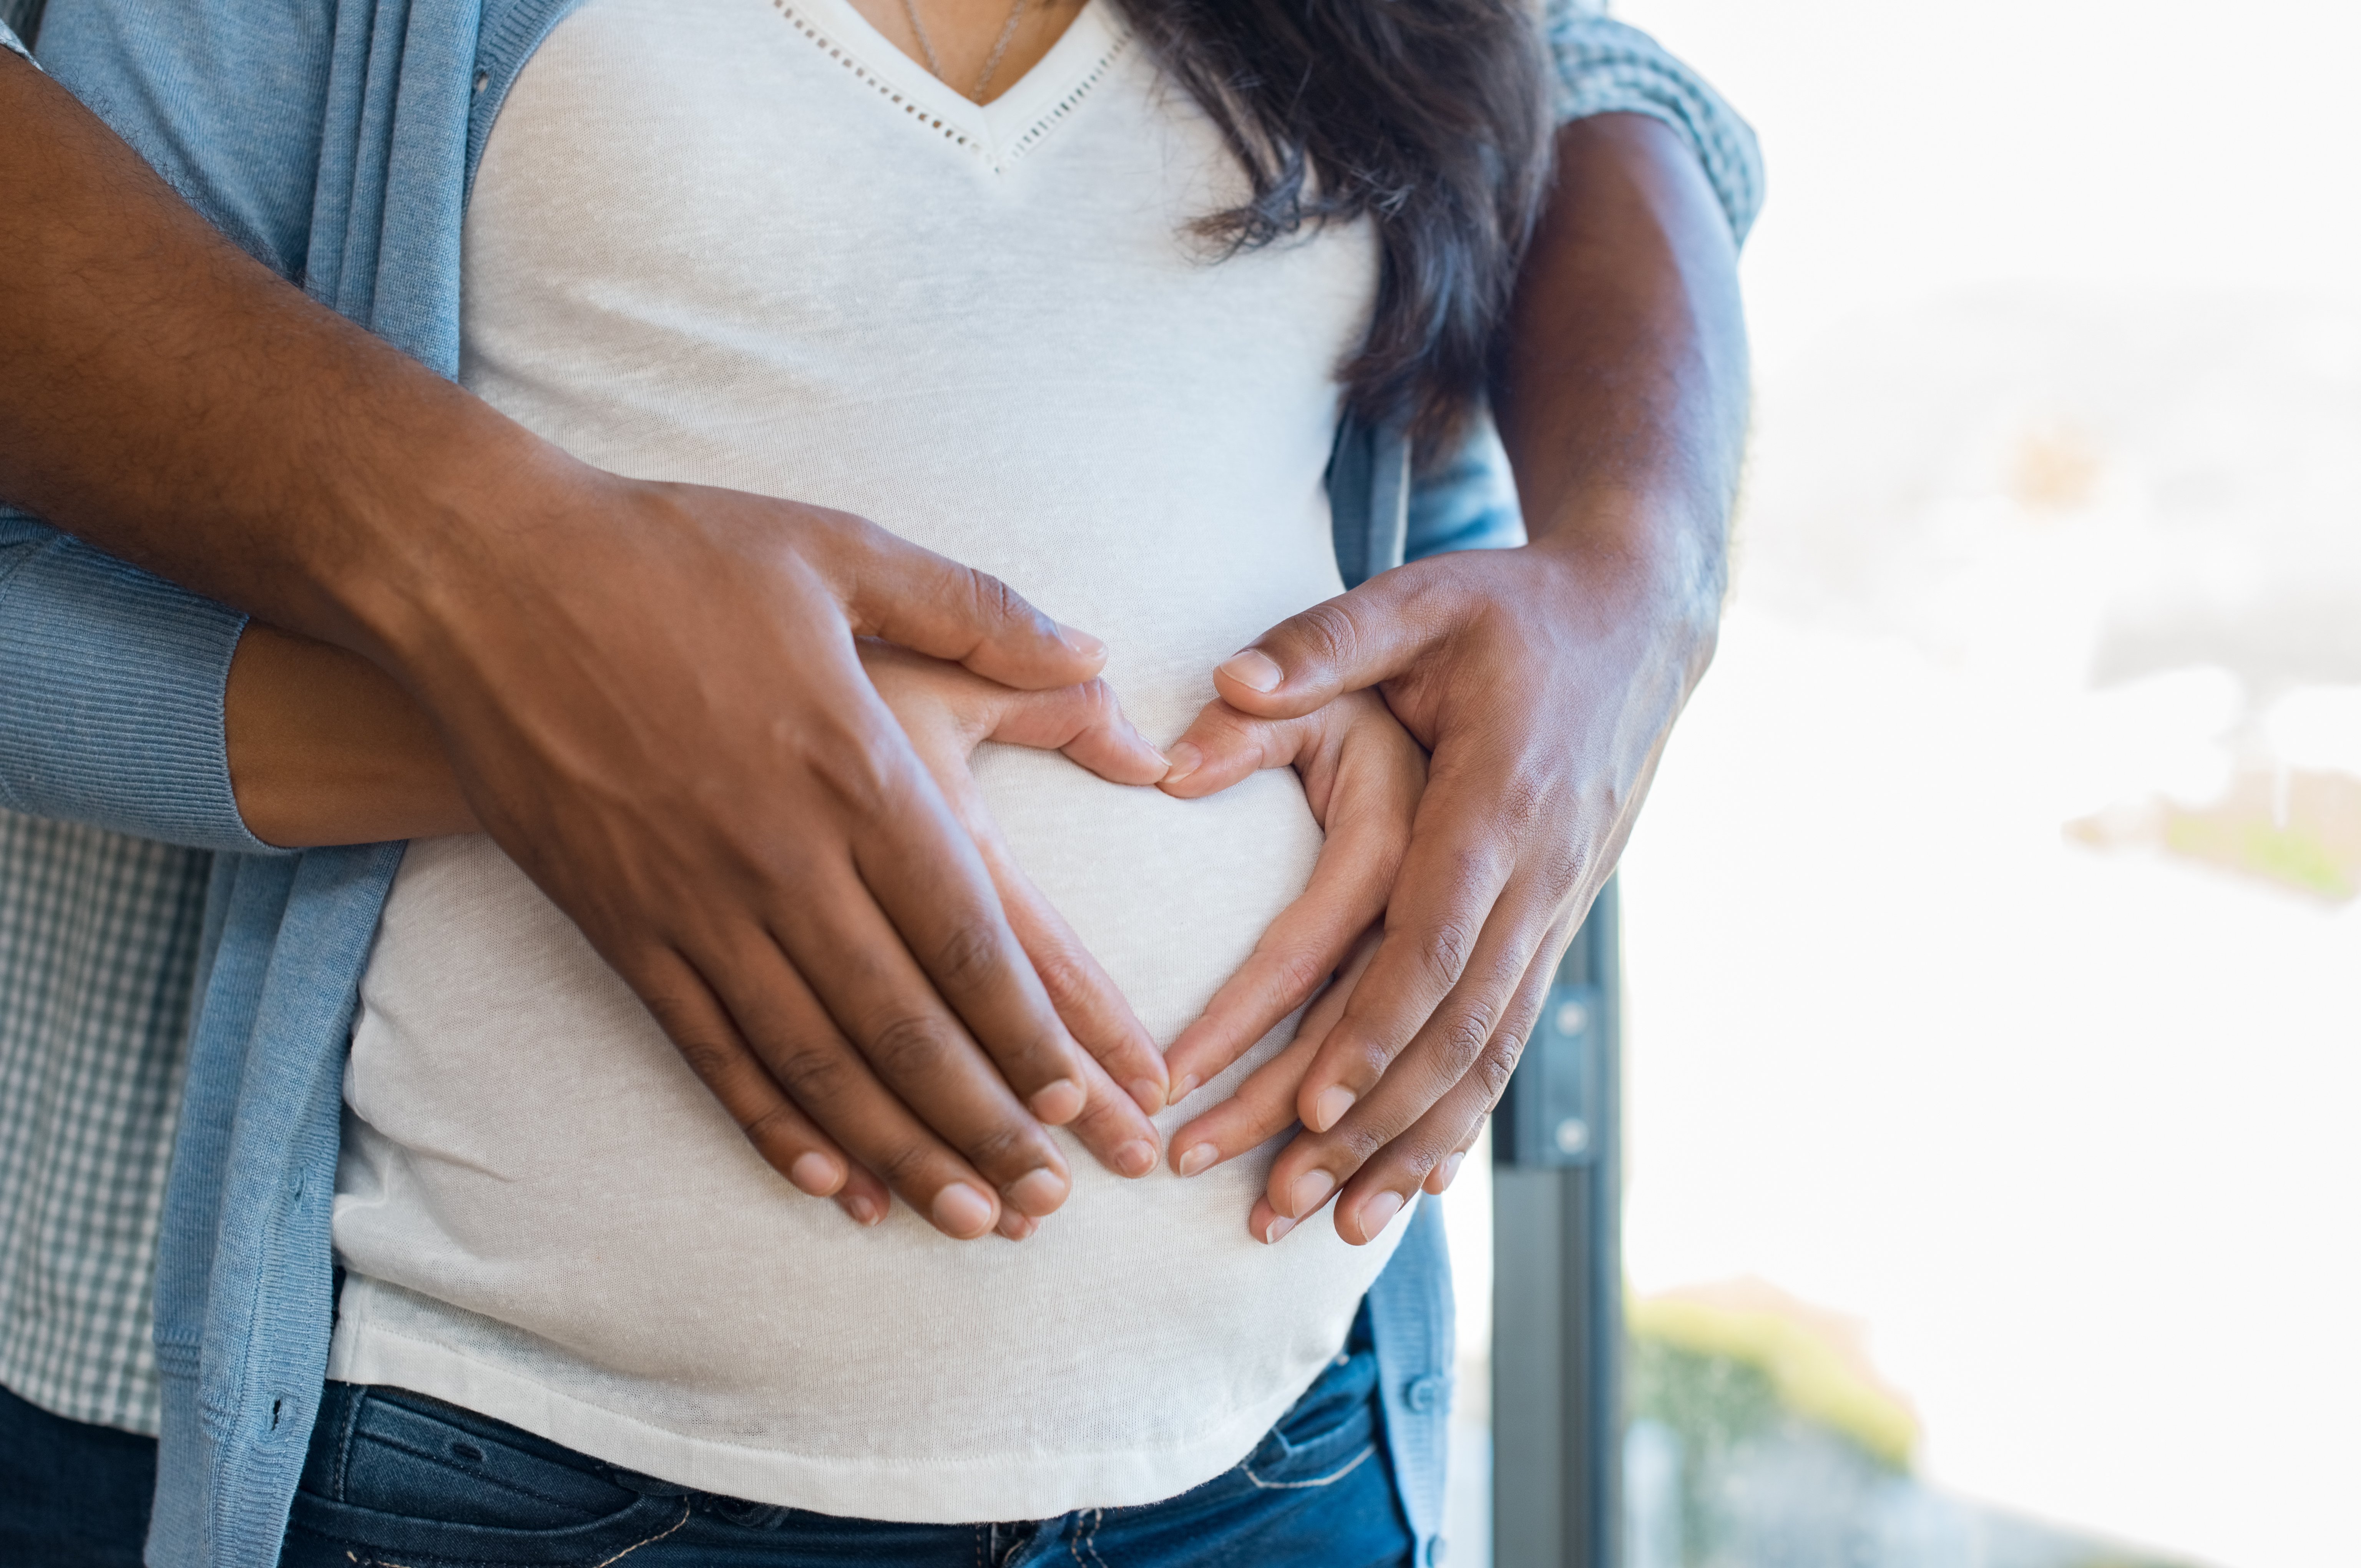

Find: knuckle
1078;679;1119;720
737;1102;805;1150
1349;1037;1397;1084
1415;918;1481;991
864;1012;955;1081
671;1039;740;1090
930;917;1007;994
1439;1007;1494;1074
1332;1120;1389;1164
1475;1043;1519;1105
804;734;901;822
968;569;1033;635
1291;600;1360;674
966;1119;1041;1172
769;1043;857;1108
1025;941;1091;1006
876;1140;936;1191
1268;946;1337;1009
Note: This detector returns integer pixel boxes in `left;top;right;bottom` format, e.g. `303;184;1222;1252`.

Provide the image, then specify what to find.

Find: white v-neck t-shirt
325;0;1410;1523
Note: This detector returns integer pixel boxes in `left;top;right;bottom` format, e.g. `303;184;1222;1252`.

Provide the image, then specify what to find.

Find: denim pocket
282;1385;686;1567
1239;1346;1384;1491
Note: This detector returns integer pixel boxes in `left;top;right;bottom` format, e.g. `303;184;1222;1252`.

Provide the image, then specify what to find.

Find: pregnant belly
332;745;1409;1506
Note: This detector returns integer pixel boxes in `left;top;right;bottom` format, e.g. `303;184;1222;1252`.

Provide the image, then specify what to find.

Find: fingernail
845;1191;883;1227
1288;1168;1338;1217
1170;1074;1200;1104
789;1151;842;1196
1311;1086;1357;1133
1006;1166;1069;1215
932;1183;995;1237
1128;1078;1167;1116
1028;1078;1083;1123
1058;623;1107;661
1176;1143;1219;1178
1358;1189;1406;1237
1261;1212;1298;1245
1217;649;1284;693
1434;1152;1466;1192
1116;1139;1159;1177
996;1210;1038;1241
1162;741;1202;784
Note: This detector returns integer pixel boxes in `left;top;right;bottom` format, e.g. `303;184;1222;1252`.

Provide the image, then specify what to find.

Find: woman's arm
224;625;477;846
1177;111;1749;1243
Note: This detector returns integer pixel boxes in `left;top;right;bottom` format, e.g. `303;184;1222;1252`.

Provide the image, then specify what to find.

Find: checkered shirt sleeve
0;811;206;1435
1544;0;1765;246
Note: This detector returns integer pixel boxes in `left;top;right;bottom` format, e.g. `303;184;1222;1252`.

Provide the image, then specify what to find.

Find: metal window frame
1491;876;1622;1568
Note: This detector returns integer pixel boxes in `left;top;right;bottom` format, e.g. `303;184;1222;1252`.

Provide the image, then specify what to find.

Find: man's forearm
1491;111;1749;671
0;48;537;661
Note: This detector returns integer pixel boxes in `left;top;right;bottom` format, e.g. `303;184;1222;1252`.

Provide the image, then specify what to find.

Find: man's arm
0;46;1166;1239
1187;109;1749;1242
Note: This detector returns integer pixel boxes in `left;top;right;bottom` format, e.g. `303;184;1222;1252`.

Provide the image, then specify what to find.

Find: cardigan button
1403;1372;1451;1414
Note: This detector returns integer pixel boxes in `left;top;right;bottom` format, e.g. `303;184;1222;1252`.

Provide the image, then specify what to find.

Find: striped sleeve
0;519;277;855
1542;2;1765;246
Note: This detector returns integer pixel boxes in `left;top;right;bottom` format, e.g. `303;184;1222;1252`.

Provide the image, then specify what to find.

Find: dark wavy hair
1118;0;1552;446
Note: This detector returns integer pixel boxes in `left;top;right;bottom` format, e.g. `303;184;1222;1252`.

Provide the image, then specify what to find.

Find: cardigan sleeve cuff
1542;5;1766;248
0;519;281;854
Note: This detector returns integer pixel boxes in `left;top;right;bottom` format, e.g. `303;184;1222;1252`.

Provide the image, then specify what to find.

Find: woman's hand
1150;689;1427;1221
850;640;1174;1239
1167;922;1383;1245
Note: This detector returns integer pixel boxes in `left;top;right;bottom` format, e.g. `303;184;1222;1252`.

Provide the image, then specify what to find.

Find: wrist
1523;493;1725;683
298;393;599;680
225;621;478;847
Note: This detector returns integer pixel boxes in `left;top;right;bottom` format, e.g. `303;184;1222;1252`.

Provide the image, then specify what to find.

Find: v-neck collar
772;0;1131;170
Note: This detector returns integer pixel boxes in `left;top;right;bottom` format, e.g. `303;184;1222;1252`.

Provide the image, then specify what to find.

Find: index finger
1283;766;1519;1134
1162;748;1415;1101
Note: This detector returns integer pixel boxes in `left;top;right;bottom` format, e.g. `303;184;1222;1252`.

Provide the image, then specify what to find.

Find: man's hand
392;474;1146;1243
1170;113;1750;1244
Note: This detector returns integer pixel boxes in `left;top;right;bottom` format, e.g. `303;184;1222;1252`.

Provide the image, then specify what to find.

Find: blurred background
1441;2;2361;1565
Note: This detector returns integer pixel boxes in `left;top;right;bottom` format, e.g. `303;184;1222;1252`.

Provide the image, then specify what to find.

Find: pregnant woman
222;0;1532;1558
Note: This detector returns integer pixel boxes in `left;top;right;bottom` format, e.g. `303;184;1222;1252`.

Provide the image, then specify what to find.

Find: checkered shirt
0;810;206;1435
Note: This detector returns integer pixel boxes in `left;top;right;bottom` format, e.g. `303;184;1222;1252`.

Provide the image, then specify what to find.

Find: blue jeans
279;1319;1413;1567
0;1380;157;1567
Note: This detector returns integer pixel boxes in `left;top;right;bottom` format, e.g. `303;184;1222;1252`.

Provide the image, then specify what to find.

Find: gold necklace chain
897;0;1034;103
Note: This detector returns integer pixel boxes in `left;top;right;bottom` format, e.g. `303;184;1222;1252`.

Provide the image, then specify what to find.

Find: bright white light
2263;686;2361;777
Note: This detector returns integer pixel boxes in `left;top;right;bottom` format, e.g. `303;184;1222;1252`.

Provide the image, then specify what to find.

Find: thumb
1158;699;1321;799
988;679;1171;786
832;514;1106;690
1211;569;1438;719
